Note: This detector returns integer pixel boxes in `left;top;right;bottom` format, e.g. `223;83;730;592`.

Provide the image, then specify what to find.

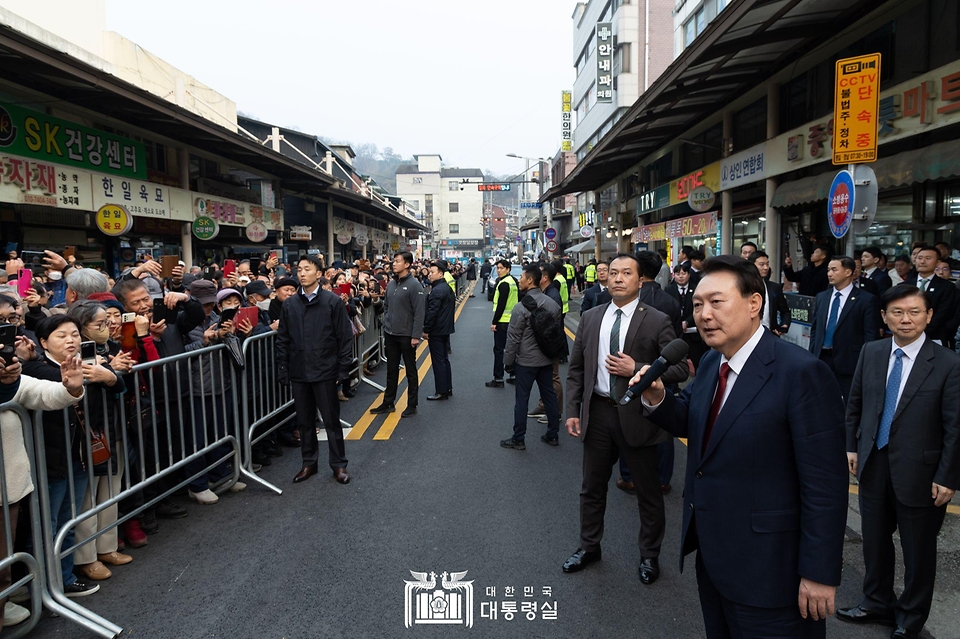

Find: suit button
696;471;703;478
689;503;694;511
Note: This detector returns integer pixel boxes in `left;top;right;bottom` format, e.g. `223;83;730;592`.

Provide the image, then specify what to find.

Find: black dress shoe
485;379;504;388
293;466;318;483
836;605;896;626
156;500;187;519
333;468;350;484
369;403;396;414
401;406;417;418
562;548;601;573
638;557;660;585
500;438;525;450
426;393;450;401
540;434;559;446
891;626;918;639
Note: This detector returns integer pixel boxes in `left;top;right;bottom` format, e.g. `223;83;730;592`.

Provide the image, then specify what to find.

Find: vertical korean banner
561;91;573;152
833;54;881;165
596;23;613;103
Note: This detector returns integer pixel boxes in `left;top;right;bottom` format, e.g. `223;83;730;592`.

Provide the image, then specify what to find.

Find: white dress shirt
644;324;765;412
677;286;698;333
863;266;877;278
595;297;640;397
761;284;771;330
916;275;934;291
887;333;926;408
827;283;854;319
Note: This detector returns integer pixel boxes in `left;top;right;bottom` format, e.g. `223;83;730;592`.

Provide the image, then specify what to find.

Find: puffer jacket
504;288;561;368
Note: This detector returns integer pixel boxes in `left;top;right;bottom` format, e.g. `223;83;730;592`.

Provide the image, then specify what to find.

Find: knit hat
274;277;299;291
217;288;244;304
245;280;271;298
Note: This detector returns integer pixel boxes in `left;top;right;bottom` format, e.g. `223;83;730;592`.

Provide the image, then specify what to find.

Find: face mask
88;325;111;345
48;270;62;281
256;299;271;311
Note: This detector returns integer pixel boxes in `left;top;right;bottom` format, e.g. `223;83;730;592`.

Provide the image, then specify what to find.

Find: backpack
521;296;565;359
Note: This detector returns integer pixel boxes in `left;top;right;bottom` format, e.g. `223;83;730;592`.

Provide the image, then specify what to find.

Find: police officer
564;259;576;293
440;259;457;296
487;260;519;388
585;259;598;289
552;258;571;363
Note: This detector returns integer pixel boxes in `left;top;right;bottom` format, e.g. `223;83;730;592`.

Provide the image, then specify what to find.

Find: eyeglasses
0;314;21;325
87;321;108;330
885;309;926;319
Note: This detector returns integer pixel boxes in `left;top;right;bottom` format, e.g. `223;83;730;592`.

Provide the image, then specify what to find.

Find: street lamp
506;153;550;258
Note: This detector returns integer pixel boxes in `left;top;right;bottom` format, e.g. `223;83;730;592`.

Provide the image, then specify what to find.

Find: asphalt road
27;287;951;638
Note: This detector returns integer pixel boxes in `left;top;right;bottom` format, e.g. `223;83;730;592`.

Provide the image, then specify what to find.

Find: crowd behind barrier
0;247;478;637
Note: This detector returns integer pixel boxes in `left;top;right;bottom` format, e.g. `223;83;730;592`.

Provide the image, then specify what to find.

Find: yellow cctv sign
833;53;881;165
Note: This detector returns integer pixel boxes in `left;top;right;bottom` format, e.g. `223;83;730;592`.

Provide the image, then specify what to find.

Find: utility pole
542;159;552;259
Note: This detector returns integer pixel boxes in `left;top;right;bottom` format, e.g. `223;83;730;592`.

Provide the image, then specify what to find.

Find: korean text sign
596;23;613;103
0;102;147;179
833;54;881;165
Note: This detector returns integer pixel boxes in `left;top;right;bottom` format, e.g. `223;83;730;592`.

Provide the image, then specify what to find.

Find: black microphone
618;338;689;406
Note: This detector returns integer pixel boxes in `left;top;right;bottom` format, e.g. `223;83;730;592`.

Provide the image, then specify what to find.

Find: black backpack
521;296;565;359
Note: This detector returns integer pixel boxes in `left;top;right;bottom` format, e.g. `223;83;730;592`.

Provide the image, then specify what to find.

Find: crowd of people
0;246;474;630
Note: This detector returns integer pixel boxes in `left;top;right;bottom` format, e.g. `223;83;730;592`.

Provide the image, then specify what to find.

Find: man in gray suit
839;285;960;639
561;254;688;584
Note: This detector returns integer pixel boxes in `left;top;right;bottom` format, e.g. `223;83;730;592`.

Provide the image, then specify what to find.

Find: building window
409;200;420;210
425;194;433;214
684;8;705;49
449;202;459;213
449;224;459;234
413;177;422;184
448;181;459;191
614;43;631;76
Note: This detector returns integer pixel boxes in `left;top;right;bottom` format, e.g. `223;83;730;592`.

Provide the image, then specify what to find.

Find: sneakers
156;500;188;519
527;410;546;418
229;481;247;493
540;435;559;447
8;586;30;604
139;509;159;535
122;519;148;548
188;489;219;505
3;601;30;626
97;551;133;566
76;560;112;581
500;438;526;450
64;580;100;598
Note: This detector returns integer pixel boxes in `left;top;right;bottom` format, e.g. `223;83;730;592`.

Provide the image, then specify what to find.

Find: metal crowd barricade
0;402;55;639
31;344;275;638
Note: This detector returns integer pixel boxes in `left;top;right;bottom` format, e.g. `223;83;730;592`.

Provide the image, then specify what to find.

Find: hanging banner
595;23;614;103
561;91;573;152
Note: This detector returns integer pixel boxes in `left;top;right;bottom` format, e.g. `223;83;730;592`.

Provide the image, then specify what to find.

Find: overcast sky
104;0;575;177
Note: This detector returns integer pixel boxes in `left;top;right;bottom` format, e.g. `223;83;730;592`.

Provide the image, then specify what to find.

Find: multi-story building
674;0;731;59
396;155;484;260
570;0;674;162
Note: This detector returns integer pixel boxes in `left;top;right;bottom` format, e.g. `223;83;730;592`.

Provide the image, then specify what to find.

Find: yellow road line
565;326;576;341
374;354;433;440
353;281;475;441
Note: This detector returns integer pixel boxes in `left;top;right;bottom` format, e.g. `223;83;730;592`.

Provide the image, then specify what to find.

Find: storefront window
852;190;915;259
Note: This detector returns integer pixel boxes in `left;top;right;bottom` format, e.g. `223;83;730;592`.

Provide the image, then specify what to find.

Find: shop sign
669;164;720;206
596;23;614;102
95;177;169;219
827;170;855;238
195;196;245;226
192;216;219;241
561;91;573;152
0;154;95;210
356;232;369;246
477;183;511;191
633;222;666;243
580;225;595;238
289;225;312;241
248;205;283;231
636;184;671;215
833;54;881;165
664;211;717;239
95;203;133;236
0;102;147;179
245;222;268;243
688;186;716;212
720;145;767;191
337;232;352;245
578;209;597;228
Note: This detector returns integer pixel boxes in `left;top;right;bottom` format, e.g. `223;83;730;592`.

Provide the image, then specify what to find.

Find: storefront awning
565;238;619;254
772;139;960;208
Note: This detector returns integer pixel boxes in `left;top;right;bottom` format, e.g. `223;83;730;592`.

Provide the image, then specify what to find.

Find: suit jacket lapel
836;290;859;328
891;339;935;423
700;331;775;465
689;359;719;460
583;303;607;390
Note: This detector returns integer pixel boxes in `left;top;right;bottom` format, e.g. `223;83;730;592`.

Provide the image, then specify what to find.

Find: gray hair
67;300;106;330
65;268;109;300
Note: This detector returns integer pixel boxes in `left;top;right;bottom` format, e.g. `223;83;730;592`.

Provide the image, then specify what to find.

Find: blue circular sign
545;227;557;241
828;170;855;239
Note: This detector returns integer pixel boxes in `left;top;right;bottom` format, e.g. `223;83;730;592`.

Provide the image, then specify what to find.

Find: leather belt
592;393;619;407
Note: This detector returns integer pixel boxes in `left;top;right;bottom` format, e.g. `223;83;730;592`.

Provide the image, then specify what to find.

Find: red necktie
702;362;731;454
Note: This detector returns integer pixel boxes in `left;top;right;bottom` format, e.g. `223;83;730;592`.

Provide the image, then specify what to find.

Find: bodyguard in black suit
749;251;791;336
839;285;960;639
907;246;958;347
423;263;455;400
632;256;848;639
809;257;879;400
861;247;893;295
666;263;705;370
579;261;610;313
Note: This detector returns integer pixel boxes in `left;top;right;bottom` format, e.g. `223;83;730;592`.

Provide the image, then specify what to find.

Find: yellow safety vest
443;271;456;293
564;263;575;281
555;273;569;314
493;275;519;323
585;264;597;282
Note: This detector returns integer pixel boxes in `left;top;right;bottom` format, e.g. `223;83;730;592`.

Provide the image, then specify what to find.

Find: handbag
74;405;111;466
222;332;246;371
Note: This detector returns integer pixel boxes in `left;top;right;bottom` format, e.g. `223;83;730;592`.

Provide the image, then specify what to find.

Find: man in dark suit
632;255;848;638
906;246;958;348
423;262;455;401
783;244;831;296
854;258;880;297
809;256;880;400
579;261;610;313
562;254;688;585
839;285;960;639
479;259;493;294
666;263;705;370
637;251;681;337
749;251;791;337
861;247;892;295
